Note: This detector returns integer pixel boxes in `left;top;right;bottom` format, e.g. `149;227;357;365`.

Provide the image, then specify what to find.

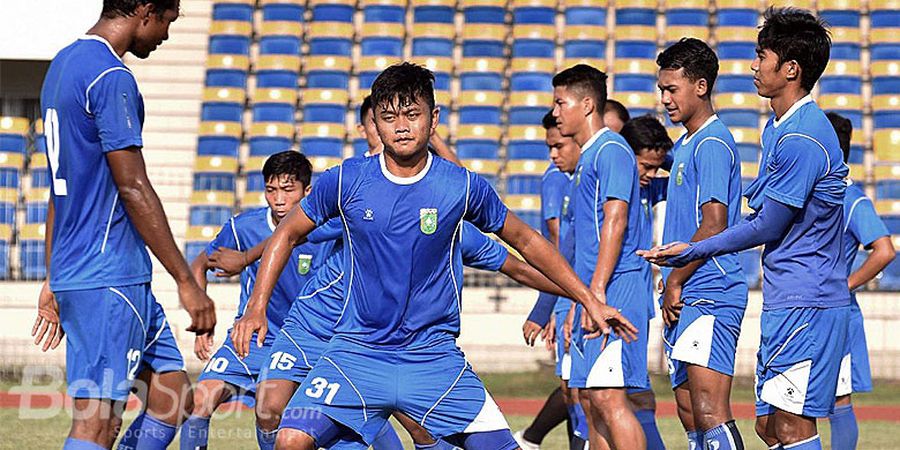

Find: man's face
603;110;626;133
373;95;437;160
552;86;588;138
130;2;179;59
751;47;789;99
636;148;667;188
546;126;580;173
658;68;705;125
264;174;307;223
356;111;383;155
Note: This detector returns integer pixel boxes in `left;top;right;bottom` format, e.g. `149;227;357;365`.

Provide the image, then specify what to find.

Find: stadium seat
820;59;863;96
715;25;758;61
308;21;354;56
248;122;295;157
360;22;405;58
200;87;246;122
412;0;455;24
299;123;345;158
184;225;221;262
876;201;900;235
411;22;455;58
24;156;48;224
458;91;504;125
562;23;608;71
614;0;657;60
260;0;305;22
256;54;301;88
875;165;900;200
193;155;238;193
821;93;864;128
512;0;556;24
870;0;900;63
460;57;506;92
507;125;548;160
190;190;235;226
462;23;508;58
357;56;403;96
361;0;407;24
212;0;255;22
730;126;761;163
715;91;761;129
205;54;249;88
664;0;709;44
457;124;503;160
612;59;657;116
510;57;555;92
259;20;303;55
412;56;454;95
873;129;900;163
506;193;543;230
302;88;349;124
463;0;507;25
306;55;352;89
310;0;355;22
19;222;45;280
508;91;553;125
870;59;900;96
252;87;297;124
873;94;900;130
0;117;28;154
208;20;252;55
197;121;242;157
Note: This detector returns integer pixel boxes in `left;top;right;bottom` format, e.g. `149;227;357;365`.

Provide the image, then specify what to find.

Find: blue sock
828;404;858;450
783;435;822;450
687;430;703;450
371;422;403;450
177;415;210;450
568;403;589;439
415;440;458;449
64;438;106;450
256;426;277;450
634;409;666;450
703;420;744;450
117;412;176;450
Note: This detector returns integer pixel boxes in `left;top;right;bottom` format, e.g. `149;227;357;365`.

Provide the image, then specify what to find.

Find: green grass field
3;371;900;449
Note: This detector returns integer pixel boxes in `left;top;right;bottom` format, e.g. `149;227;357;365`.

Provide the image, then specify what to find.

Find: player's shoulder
597;130;635;162
843;182;868;205
231;207;269;228
542;165;566;182
66;37;133;80
703;117;737;146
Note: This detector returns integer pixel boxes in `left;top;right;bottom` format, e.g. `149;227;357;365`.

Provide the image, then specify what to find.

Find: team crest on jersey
420;208;438;235
676;162;685;186
298;254;312;275
575;167;583;186
562;195;570;216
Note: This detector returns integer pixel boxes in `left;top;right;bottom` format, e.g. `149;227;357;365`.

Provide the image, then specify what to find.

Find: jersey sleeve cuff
764;189;805;209
102;137;143;153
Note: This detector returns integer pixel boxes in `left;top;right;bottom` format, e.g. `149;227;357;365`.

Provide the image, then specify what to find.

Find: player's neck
574;114;605;147
682;102;715;137
383;149;429;178
87;19;134;58
770;87;809;121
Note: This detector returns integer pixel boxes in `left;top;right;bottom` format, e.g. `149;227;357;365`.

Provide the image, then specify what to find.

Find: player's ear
696;78;709;98
356;123;366;138
582;95;594;118
138;3;155;22
785;60;800;82
430;105;440;135
304;184;312;196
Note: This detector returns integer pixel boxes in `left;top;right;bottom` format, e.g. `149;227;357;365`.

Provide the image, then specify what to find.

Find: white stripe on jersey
100;192;118;253
335;163;353;326
84;66;135;115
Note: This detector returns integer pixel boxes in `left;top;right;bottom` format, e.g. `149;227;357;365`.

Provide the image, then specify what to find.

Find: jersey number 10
44;108;68;196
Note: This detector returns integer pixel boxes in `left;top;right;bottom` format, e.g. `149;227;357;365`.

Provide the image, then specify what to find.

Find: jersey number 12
44;108;68;196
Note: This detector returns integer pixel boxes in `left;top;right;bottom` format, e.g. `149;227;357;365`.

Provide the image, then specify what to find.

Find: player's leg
562;382;588;450
586;387;646;450
515;386;567;449
829;303;868;450
628;388;666;450
579;389;611;450
665;319;699;446
177;378;235;450
754;413;780;449
394;412;463;450
67;399;126;449
687;365;743;450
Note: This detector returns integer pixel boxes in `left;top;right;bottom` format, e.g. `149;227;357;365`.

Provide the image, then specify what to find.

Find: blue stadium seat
197;121;242;158
205;54;249;88
460;57;506;91
664;0;709;44
259;21;302;55
362;0;406;23
512;24;556;58
510;58;554;92
873;94;900;131
512;0;556;25
507;125;549;160
360;22;405;57
302;89;348;124
248;122;294;157
411;23;455;58
613;59;657;103
715;26;757;61
457;125;502;160
208;20;252;55
310;0;354;22
189;191;235;226
256;54;301;88
412;0;455;24
715;93;761;129
730;127;761;163
614;25;657;60
306;55;352;89
308;21;354;56
458;91;504;125
261;0;305;22
821;94;864;129
462;24;508;58
299;123;345;158
19;222;44;280
252;88;297;124
875;166;900;200
201;87;246;122
0;117;28;155
193;155;238;193
509;91;553;125
463;1;507;24
212;0;254;22
563;25;608;69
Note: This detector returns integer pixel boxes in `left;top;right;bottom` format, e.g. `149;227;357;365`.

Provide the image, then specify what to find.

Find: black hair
620;115;674;155
604;99;631;124
541;110;557;130
757;7;831;92
825;112;852;163
656;38;719;96
552;64;608;112
370;62;436;115
262;150;312;188
359;95;373;123
102;0;178;18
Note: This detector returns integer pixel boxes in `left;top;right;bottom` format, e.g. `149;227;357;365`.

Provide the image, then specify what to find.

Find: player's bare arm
107;147;216;335
590;199;628;304
428;132;461;166
33;200;63;352
661;201;728;326
231;206;317;357
848;236;896;291
497;211;637;342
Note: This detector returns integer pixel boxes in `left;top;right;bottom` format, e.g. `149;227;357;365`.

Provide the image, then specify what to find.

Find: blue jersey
206;208;337;335
300;153;509;348
842;182;889;281
290;221;509;342
744;96;850;309
541;166;570;240
639;178;667;251
41;36;151;291
573;128;644;284
661;116;747;304
554;176;578;314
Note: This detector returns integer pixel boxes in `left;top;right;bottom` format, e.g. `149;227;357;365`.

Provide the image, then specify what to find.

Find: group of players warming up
30;0;895;449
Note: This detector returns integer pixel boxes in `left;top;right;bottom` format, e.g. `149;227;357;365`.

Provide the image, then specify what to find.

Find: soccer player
33;1;217;449
179;151;336;450
653;38;750;450
553;64;649;450
640;8;850;450
359;94;461;165
518;112;589;450
231;62;635;450
826;112;896;450
603;99;631;133
619;115;674;450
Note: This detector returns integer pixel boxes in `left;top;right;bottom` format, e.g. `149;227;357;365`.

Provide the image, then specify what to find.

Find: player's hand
179;281;216;335
208;247;249;277
544;314;556;351
522;320;543;347
32;280;64;352
657;278;664;294
231;306;267;359
563;305;575;352
582;298;638;343
661;281;684;327
194;333;215;361
637;242;692;267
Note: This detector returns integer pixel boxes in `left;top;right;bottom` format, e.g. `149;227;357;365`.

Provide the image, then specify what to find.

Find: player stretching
230;62;635;450
655;38;749;450
641;8;850;450
33;1;217;449
553;64;649;450
826;112;896;450
179;151;335;450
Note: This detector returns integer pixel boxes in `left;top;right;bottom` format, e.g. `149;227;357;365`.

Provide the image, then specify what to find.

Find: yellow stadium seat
715;92;762;110
769;0;814;9
241;191;266;208
300;123;345;139
191;190;235;206
819;94;863;111
870;0;900;12
615;26;656;42
665;26;710;42
506;158;550;175
505;194;542;211
308;156;344;173
411;0;456;6
203;87;246;103
245;155;268;172
511;57;556;74
260;21;302;37
30;152;48;170
461;24;507;41
411;23;455;40
562;57;607;71
617;92;658;111
360;0;407;6
302;88;349;105
305;55;352;72
870;61;900;78
872;94;900;111
613;58;657;75
563;0;608;6
731;127;761;145
463;0;507;6
716;27;758;44
254;88;298;105
360;22;405;39
186;225;220;242
358;55;402;73
199;121;243;138
457;124;503;140
819;0;862;9
33;118;43;135
460;57;507;74
874;164;900;181
875;200;900;216
0;117;29;135
209;20;252;36
249;122;294;139
719;59;752;75
259;0;302;4
824;60;862;77
741;162;760;178
509;91;553;108
513;24;556;41
667;126;684;142
664;0;706;7
507;125;546;142
434;91;452;108
309;0;355;5
19;223;44;241
0;152;25;169
308;22;354;39
411;56;454;75
848;164;865;180
513;0;558;6
874;129;900;161
870;29;900;45
207;54;250;71
458;91;505;107
461;158;503;174
564;25;608;42
257;54;302;73
829;27;861;45
194;155;239;173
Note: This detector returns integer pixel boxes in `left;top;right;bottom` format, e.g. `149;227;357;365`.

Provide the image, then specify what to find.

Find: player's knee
256;397;286;432
627;390;656;412
70;415;120;447
275;428;316;450
754;417;773;443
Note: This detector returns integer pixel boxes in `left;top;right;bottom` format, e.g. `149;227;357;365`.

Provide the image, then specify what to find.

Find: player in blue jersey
654;38;750;450
825;112;896;450
32;1;218;449
228;62;635;450
552;64;649;450
177;151;334;450
640;9;850;450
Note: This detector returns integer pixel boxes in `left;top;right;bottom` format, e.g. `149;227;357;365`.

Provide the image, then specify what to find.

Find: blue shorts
569;269;651;390
553;303;574;380
257;320;327;384
198;331;274;398
663;298;746;389
836;300;872;396
755;306;850;418
57;283;184;401
279;336;511;445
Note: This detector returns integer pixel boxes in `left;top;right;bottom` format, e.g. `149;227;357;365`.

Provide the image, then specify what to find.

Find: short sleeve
307;217;344;244
695;139;735;206
205;217;239;256
847;197;890;248
597;143;636;203
541;172;567;221
300;166;341;226
765;135;827;208
89;69;144;152
460;222;509;271
465;171;509;233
